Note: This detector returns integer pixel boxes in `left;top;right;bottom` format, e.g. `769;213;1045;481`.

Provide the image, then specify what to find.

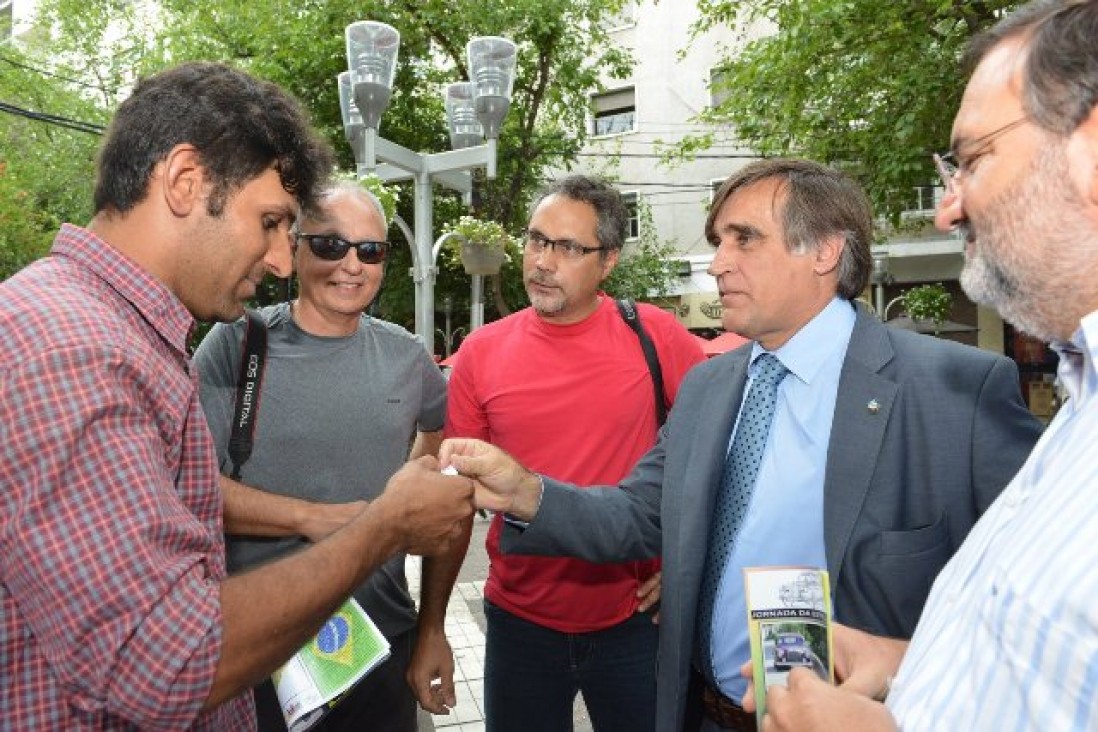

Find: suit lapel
824;307;897;591
674;351;748;582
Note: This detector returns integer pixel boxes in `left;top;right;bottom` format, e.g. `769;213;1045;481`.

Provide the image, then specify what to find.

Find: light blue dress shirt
709;297;856;701
888;311;1098;730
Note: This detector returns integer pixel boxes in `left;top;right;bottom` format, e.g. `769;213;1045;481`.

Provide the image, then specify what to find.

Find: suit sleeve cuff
502;474;544;530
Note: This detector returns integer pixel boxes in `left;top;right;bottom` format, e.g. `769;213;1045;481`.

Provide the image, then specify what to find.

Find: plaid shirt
0;225;254;730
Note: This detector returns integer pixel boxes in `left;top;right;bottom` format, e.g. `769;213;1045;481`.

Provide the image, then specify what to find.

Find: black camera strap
227;309;268;481
615;298;668;427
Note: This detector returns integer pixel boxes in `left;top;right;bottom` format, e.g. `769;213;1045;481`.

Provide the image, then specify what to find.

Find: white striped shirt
888;309;1098;731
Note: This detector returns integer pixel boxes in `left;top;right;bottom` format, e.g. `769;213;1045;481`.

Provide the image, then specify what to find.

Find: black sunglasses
295;233;389;264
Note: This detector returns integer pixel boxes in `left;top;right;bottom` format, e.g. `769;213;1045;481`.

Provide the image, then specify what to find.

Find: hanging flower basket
460;242;507;275
441;216;516;276
902;283;953;325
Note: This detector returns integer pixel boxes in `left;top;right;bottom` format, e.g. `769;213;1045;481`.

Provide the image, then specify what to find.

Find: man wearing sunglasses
195;182;464;732
445;175;705;731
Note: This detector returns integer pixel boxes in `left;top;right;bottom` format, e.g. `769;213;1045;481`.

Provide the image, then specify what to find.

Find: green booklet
273;598;391;732
744;566;833;727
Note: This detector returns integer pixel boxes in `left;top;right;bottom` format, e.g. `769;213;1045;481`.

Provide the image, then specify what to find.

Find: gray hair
302;180;388;231
966;0;1098;136
531;175;628;255
706;159;873;300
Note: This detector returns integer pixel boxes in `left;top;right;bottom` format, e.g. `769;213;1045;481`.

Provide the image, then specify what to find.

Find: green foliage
602;200;680;301
137;0;634;232
0;38;105;277
357;174;399;226
683;0;1020;221
902;282;952;324
3;0;633;341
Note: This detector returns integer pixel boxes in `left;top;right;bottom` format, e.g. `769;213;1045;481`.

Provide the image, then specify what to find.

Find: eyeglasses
522;229;608;260
294;233;389;264
932;117;1028;192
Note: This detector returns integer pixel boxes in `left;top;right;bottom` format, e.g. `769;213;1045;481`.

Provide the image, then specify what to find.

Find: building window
603;1;636;31
900;184;944;221
909;184;944;212
622;191;640;240
591;87;636;137
709;67;731;108
709;177;727;203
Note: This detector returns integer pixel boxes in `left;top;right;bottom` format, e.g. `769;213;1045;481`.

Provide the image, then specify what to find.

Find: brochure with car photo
743;566;833;726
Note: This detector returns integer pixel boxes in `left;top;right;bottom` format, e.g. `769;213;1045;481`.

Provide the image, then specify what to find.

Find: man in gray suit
441;158;1041;732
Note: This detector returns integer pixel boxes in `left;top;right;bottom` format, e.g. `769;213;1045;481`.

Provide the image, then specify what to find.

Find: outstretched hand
440;438;543;520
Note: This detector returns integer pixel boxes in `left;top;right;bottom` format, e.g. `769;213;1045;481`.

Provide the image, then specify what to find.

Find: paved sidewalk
407;516;593;732
407;562;488;732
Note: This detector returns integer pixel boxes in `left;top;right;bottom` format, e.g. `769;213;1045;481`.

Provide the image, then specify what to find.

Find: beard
524;273;566;317
959;145;1095;343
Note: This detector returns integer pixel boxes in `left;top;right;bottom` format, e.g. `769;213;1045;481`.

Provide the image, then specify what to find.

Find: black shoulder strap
615;298;668;427
227;309;268;480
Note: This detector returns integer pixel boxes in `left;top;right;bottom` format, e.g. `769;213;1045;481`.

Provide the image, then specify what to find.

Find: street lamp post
340;20;517;350
870;249;894;319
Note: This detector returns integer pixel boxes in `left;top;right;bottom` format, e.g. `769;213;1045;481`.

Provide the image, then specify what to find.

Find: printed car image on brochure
773;632;813;671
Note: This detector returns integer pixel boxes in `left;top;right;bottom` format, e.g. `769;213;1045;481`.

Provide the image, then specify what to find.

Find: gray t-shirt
194;302;447;638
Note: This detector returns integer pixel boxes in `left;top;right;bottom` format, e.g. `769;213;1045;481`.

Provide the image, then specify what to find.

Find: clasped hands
438;438;662;620
439;438;544;520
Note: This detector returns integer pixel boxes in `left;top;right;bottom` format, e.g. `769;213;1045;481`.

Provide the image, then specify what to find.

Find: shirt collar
1053;309;1098;403
52;224;195;356
749;297;857;384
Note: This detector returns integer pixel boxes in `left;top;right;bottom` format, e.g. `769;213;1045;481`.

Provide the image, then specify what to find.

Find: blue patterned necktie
696;353;789;681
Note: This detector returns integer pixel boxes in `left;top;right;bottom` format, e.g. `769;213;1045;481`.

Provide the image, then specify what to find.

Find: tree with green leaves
603;199;681;302
682;0;1020;221
0;45;107;279
5;0;652;341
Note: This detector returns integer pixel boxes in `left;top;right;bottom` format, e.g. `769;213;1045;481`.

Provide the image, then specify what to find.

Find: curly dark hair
93;62;334;217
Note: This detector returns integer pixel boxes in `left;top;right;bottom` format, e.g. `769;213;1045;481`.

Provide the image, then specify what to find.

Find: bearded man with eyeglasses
194;181;463;732
444;175;705;731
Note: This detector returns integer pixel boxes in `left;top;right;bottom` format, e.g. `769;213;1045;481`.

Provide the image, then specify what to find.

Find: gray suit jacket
505;304;1042;731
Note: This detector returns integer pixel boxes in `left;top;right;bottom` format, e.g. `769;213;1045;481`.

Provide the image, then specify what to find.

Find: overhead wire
0;52;107;134
0;53;105;91
0;99;104;134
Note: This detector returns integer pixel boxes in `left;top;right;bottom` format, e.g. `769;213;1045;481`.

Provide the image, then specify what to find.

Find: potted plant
442;216;515;275
902;283;953;328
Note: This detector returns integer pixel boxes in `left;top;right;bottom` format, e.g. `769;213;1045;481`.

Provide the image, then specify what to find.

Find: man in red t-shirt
446;176;704;731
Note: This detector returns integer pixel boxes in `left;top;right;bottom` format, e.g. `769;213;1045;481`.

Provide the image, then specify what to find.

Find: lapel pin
867;399;880;415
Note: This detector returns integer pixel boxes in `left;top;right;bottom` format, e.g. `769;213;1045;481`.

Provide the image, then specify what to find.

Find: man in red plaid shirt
0;62;475;730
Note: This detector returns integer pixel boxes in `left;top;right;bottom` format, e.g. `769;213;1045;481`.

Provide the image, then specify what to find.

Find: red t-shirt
445;295;705;632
